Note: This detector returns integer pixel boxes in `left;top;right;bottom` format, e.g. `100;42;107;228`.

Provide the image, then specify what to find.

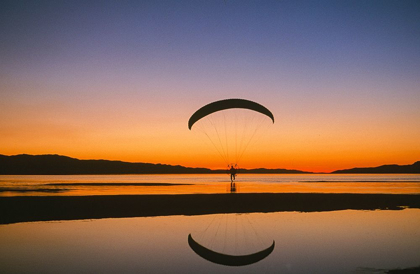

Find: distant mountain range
0;154;419;174
332;161;420;174
0;154;211;175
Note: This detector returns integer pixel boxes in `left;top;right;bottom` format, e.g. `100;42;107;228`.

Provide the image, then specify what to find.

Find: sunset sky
1;1;419;172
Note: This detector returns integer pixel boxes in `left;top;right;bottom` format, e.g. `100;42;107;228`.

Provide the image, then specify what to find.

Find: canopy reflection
188;233;275;266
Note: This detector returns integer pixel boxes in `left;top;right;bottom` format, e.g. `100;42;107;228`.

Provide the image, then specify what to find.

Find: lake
1;174;419;273
1;174;420;196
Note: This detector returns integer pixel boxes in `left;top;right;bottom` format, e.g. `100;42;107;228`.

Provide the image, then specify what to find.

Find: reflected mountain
386;266;420;273
356;265;420;274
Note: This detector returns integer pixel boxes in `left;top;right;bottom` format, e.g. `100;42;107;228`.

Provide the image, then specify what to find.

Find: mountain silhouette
0;154;211;175
332;161;420;174
0;154;310;175
0;154;418;174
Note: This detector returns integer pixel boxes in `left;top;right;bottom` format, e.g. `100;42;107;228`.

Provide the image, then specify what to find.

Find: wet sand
1;193;419;224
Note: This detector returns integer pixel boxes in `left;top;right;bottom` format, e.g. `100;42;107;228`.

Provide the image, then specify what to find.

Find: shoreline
1;193;419;225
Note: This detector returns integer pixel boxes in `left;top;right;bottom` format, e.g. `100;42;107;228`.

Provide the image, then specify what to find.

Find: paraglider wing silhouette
188;98;274;130
188;234;275;267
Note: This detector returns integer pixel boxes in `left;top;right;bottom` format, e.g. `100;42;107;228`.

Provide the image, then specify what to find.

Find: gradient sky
1;0;419;172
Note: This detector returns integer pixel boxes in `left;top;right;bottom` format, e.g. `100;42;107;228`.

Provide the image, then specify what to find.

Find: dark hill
332;161;420;174
0;154;310;175
239;168;311;174
1;154;418;174
0;154;212;175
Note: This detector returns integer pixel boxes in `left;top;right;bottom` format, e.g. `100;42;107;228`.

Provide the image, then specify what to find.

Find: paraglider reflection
188;234;275;267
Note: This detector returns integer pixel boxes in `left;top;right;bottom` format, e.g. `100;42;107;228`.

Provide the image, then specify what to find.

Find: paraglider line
199;128;229;166
223;112;229;164
244;214;263;249
208;116;229;164
235;111;238;164
237;114;269;164
198;116;229;165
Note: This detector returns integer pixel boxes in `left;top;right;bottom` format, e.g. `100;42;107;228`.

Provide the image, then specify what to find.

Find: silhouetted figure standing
229;164;237;183
228;164;238;193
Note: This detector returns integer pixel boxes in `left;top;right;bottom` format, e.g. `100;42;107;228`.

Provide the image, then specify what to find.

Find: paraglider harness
228;164;237;183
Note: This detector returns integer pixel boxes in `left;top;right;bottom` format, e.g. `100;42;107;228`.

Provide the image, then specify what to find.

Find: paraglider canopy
188;98;274;130
188;98;275;168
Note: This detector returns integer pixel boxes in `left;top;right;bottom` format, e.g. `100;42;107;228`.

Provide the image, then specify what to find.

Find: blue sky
1;0;419;171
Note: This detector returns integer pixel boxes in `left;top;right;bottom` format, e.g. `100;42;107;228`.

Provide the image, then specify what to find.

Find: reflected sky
1;209;419;274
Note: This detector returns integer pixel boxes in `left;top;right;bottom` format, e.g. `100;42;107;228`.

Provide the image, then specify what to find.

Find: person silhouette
229;164;237;183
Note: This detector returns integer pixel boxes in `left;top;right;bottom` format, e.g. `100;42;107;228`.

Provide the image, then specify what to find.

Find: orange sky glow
1;2;419;173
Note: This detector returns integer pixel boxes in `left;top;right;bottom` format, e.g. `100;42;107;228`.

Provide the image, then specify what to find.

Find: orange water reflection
0;174;419;196
1;209;419;273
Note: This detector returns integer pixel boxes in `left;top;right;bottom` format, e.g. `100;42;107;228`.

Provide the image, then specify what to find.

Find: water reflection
1;210;418;273
188;178;274;267
1;174;419;273
188;234;275;266
187;203;275;267
1;174;420;196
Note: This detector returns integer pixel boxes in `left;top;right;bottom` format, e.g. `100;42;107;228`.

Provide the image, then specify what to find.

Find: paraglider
187;99;276;266
188;98;274;130
188;98;274;183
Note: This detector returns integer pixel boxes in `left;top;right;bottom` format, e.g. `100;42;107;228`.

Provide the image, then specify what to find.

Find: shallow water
1;174;420;196
0;209;419;274
1;174;419;273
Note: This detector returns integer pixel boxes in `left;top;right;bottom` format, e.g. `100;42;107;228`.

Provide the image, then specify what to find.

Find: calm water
0;210;419;273
1;174;420;196
1;174;419;273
